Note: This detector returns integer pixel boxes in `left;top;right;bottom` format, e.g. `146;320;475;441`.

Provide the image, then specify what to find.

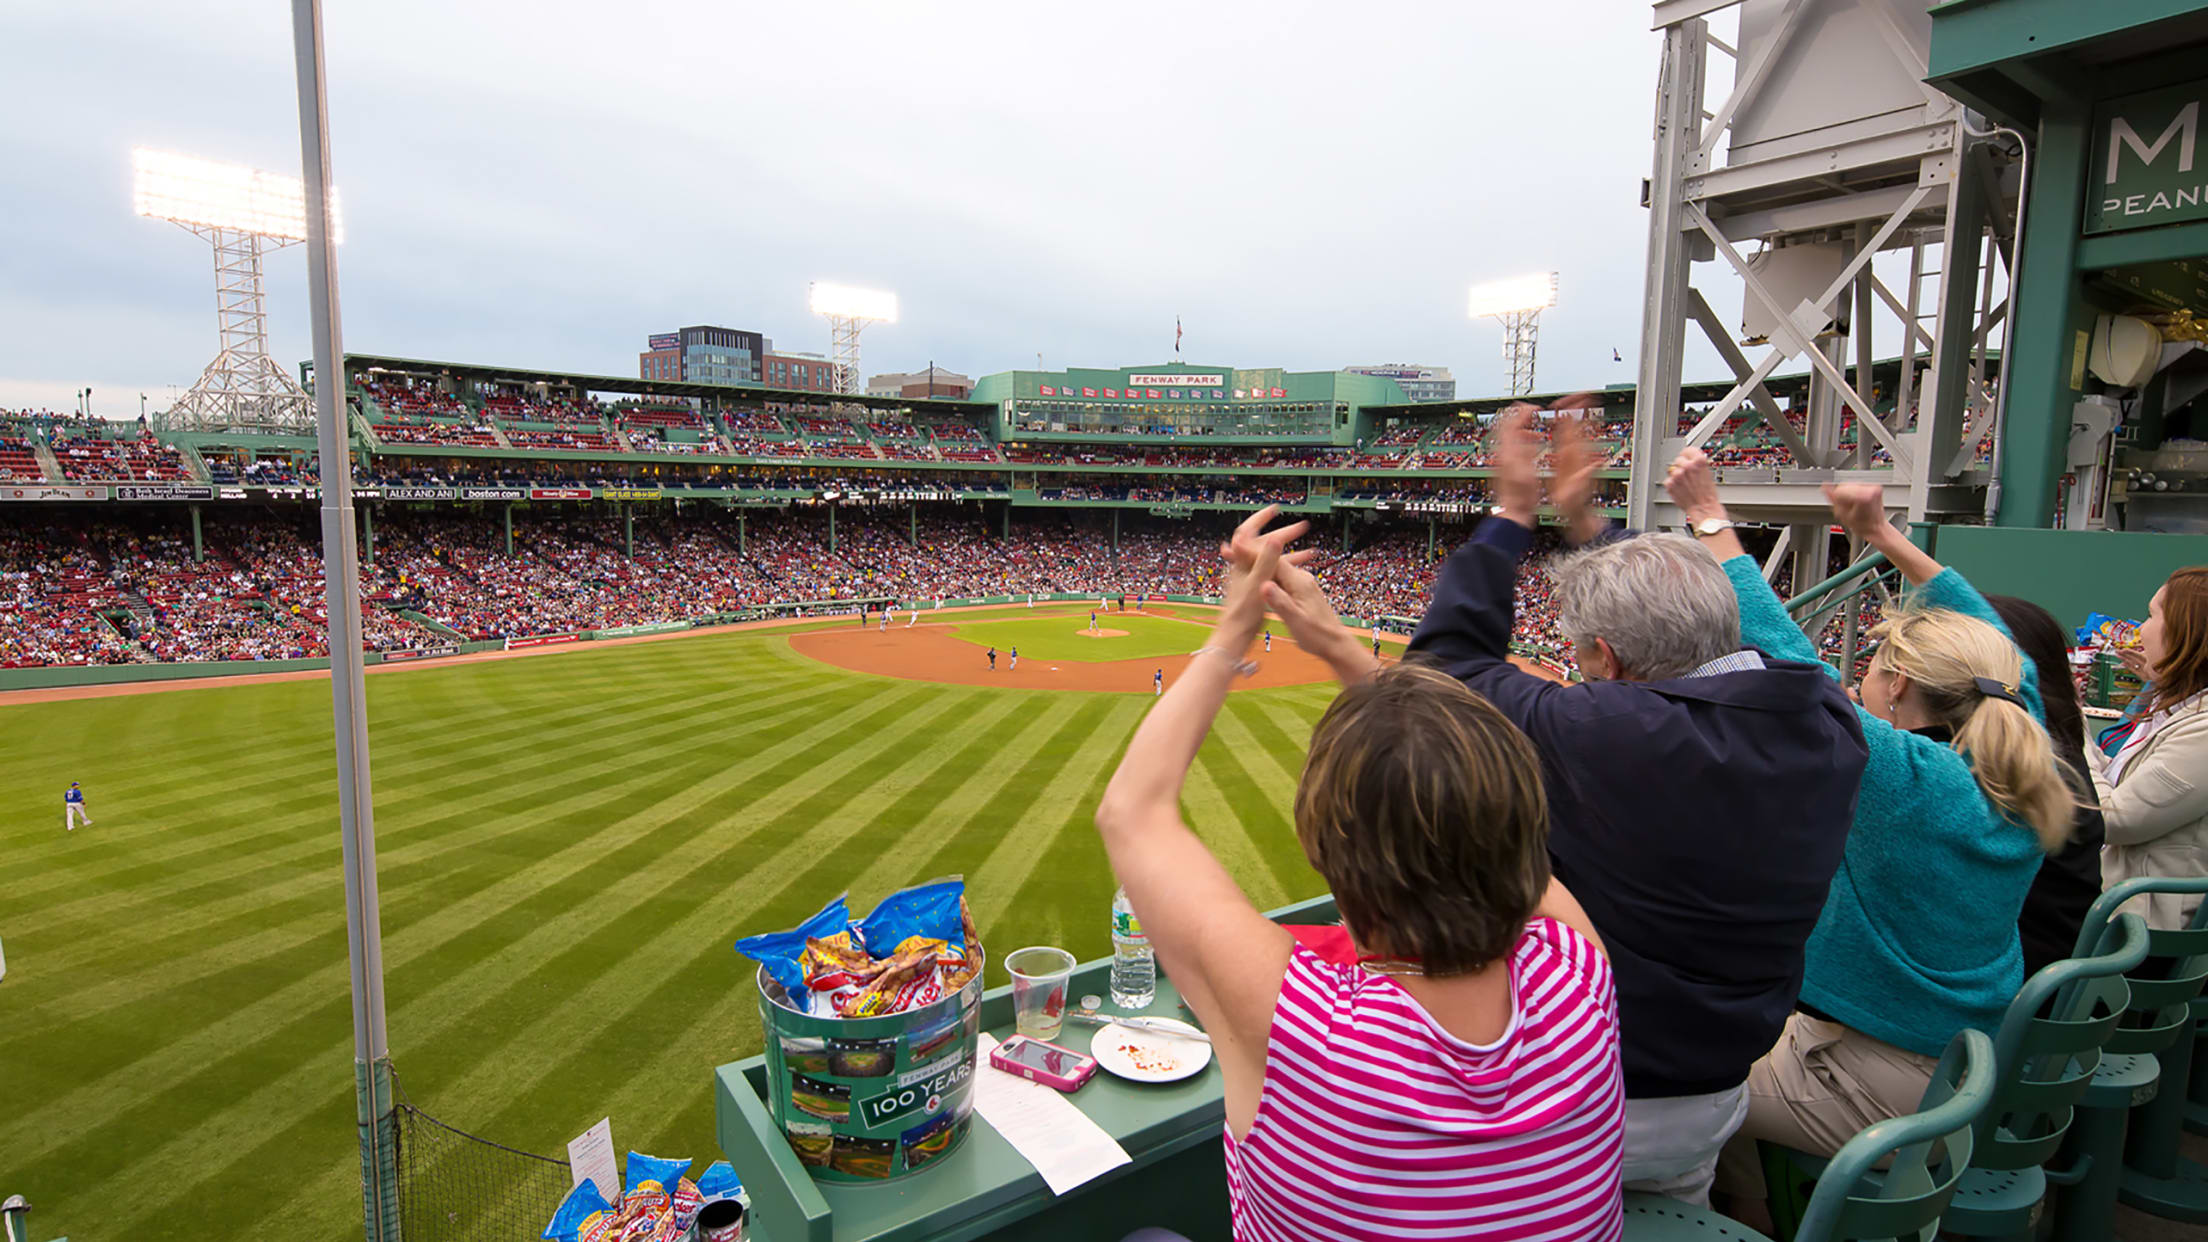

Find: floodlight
1468;272;1559;397
811;281;899;396
133;148;343;243
134;147;345;431
1466;272;1558;318
809;282;898;324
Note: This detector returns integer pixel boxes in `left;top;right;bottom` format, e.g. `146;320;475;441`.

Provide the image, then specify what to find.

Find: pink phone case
990;1036;1098;1091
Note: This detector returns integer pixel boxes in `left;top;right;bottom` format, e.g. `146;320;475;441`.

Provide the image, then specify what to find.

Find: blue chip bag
542;1178;616;1242
696;1159;744;1203
736;895;853;996
857;878;964;958
624;1151;691;1205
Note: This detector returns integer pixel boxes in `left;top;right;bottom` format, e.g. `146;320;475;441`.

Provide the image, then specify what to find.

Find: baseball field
0;605;1366;1240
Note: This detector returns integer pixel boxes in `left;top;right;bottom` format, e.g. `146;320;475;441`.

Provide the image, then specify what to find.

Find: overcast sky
0;1;1735;414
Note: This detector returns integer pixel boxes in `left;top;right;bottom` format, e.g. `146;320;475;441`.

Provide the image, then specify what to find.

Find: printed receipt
973;1034;1132;1195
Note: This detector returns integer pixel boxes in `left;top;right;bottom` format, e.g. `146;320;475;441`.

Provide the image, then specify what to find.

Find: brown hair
1294;661;1551;975
2139;567;2208;716
1870;608;2077;852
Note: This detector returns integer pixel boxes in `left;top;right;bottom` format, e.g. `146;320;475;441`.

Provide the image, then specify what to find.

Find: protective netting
393;1071;573;1242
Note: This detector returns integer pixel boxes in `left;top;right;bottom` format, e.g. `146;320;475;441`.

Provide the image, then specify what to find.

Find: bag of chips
543;1180;617;1242
842;940;945;1018
736;895;853;997
857;878;964;958
695;1160;744;1205
668;1177;703;1235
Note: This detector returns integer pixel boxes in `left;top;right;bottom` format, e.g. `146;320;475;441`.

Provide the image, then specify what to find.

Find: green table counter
714;895;1337;1242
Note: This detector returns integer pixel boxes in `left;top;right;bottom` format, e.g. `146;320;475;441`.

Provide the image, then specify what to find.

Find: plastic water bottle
1110;885;1155;1010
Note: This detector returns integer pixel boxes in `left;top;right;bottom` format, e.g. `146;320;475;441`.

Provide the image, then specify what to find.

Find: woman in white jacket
2098;566;2208;930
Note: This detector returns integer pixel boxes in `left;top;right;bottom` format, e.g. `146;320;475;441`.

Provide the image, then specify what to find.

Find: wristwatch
1692;517;1735;536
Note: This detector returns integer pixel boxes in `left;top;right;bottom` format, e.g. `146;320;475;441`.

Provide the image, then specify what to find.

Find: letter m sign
2089;81;2208;234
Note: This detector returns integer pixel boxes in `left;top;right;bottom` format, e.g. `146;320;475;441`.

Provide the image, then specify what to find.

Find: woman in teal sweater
1663;454;2074;1202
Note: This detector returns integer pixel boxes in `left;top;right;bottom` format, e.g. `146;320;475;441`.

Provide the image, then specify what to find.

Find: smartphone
989;1035;1098;1092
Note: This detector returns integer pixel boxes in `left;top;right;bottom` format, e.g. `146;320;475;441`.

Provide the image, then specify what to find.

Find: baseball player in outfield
65;781;92;831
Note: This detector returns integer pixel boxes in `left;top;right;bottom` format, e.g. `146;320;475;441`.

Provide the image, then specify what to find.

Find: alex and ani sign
2089;79;2207;235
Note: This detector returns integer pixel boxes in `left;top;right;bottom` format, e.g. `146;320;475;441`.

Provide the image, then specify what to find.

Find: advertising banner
648;333;681;350
384;486;456;501
0;485;107;501
113;485;215;501
599;487;662;501
460;486;525;501
530;487;592;501
380;644;461;663
595;621;689;639
2089;79;2208;234
504;632;582;650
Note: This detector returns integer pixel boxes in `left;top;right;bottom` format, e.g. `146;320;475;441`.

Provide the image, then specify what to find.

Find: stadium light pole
132;148;342;432
810;282;897;396
1468;272;1558;397
287;3;400;1240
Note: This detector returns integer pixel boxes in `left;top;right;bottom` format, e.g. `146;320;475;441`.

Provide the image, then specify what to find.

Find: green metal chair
1622;1029;1995;1242
2046;876;2208;1242
1761;915;2150;1242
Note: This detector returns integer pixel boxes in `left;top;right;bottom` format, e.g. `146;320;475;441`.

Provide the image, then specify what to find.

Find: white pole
288;2;399;1238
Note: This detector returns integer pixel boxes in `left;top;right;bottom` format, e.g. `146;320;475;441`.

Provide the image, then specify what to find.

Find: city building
1342;363;1455;403
867;368;975;400
636;325;766;386
764;351;839;393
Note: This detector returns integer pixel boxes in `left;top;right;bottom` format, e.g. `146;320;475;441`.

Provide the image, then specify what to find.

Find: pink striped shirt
1224;918;1624;1241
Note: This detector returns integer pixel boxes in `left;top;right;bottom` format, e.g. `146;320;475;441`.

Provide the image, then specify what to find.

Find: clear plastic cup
1003;946;1076;1042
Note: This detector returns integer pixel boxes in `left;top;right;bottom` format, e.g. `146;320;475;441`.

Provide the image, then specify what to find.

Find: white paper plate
1092;1019;1212;1083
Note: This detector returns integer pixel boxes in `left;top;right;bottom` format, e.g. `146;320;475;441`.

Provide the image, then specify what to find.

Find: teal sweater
1724;559;2047;1057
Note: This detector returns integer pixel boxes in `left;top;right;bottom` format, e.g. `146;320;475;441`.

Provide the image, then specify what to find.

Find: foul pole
288;2;400;1238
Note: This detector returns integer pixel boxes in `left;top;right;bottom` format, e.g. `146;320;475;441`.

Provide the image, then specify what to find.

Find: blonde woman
2096;566;2208;930
1662;454;2073;1201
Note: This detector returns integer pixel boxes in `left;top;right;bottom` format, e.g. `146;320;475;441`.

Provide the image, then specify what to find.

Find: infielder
65;781;92;831
1089;611;1099;634
987;647;997;671
1009;646;1019;670
1153;668;1164;696
1264;630;1272;653
880;608;890;632
906;608;917;627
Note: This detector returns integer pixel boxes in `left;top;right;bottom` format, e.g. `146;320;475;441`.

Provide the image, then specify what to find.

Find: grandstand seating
0;435;46;481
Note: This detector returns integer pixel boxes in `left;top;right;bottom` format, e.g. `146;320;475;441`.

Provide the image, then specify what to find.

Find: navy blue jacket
1409;519;1865;1098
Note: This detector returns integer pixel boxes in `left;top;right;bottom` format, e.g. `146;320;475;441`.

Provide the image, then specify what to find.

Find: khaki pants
1715;1013;1939;1198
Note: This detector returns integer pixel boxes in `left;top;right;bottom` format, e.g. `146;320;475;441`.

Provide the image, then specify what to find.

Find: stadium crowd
0;505;1600;666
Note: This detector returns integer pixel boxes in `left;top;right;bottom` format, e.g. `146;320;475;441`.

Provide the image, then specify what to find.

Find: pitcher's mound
1077;628;1131;638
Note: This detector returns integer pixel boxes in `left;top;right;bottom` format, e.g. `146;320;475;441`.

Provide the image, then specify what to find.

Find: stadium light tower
1468;272;1558;397
810;281;897;395
133;147;343;432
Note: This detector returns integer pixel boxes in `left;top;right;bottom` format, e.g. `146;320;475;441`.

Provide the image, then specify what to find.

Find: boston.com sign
2089;79;2206;235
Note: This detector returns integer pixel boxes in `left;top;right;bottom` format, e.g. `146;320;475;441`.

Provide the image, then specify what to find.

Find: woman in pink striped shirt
1096;508;1625;1241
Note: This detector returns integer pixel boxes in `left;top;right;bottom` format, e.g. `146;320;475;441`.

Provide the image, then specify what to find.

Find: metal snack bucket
755;948;984;1183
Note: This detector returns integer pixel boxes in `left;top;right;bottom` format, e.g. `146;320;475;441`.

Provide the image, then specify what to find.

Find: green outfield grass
0;627;1331;1241
947;612;1212;662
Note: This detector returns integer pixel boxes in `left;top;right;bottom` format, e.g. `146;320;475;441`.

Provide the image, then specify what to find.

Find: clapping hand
1216;506;1309;647
1823;483;1890;541
1663;448;1722;521
1490;404;1544;526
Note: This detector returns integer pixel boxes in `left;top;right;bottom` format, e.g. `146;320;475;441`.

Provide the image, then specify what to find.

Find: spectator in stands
1666;456;2072;1208
1395;406;1866;1206
1098;508;1623;1241
1986;594;2107;975
2094;566;2208;930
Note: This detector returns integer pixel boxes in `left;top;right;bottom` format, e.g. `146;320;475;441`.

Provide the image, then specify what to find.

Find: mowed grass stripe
0;662;828;913
0;674;857;1058
4;632;1333;1242
0;671;929;1164
145;684;991;1234
6;666;838;992
1191;714;1310;906
1177;754;1292;914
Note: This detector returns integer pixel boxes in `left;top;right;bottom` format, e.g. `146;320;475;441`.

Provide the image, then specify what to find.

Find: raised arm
1665;448;1824;668
1095;509;1296;1104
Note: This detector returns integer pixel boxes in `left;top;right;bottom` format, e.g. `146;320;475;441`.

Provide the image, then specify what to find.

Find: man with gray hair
1407;405;1865;1205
